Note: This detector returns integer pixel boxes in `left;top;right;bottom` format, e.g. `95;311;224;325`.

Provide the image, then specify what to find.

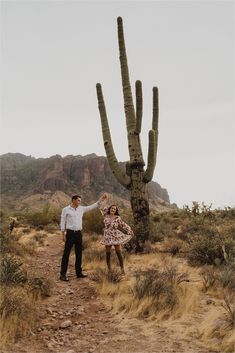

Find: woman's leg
114;245;125;274
105;245;112;271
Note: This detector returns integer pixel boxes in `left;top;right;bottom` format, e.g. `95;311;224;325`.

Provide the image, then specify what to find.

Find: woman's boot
116;250;125;274
106;251;111;272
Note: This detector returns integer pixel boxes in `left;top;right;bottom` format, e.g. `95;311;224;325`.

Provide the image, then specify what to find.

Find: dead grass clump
199;293;235;353
33;231;47;246
91;268;123;284
132;266;189;315
220;263;235;291
221;295;235;329
161;238;186;256
199;266;219;292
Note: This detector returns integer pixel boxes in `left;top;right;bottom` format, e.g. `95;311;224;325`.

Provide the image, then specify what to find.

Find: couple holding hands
60;193;133;281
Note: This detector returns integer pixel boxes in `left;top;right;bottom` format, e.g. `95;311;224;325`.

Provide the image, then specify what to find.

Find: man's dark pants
60;230;83;277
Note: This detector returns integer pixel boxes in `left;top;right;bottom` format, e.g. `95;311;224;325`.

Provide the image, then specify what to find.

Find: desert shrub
33;231;47;245
83;208;104;234
219;261;235;291
149;211;185;243
21;227;31;234
141;240;157;254
149;220;170;242
91;268;123;284
161;238;186;256
221;295;235;329
132;266;188;312
0;230;11;253
43;223;58;233
0;254;27;285
199;266;219;292
27;276;51;298
23;205;60;228
187;224;235;266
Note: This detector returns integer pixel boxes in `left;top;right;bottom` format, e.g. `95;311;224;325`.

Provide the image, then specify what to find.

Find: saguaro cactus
96;17;159;251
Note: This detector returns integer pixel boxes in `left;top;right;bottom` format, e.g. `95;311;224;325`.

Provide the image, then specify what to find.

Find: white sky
1;0;234;208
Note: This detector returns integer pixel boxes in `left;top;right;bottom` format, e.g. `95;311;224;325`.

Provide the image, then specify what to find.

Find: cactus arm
152;87;159;131
143;87;159;183
143;130;157;183
96;83;131;188
135;80;143;134
117;17;136;132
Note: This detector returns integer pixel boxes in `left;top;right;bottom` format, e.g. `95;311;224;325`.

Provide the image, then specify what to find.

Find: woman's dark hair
107;205;119;216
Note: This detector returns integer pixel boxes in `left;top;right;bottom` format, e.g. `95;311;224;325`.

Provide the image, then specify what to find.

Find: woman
100;196;133;275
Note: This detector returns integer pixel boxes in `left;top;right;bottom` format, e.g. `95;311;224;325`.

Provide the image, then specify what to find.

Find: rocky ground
8;232;228;353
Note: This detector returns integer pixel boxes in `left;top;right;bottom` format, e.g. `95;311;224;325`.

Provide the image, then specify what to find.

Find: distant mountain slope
0;153;172;210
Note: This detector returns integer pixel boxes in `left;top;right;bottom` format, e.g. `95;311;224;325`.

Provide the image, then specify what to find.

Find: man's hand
62;231;66;243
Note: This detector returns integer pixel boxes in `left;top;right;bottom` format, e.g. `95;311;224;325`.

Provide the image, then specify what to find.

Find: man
60;193;106;281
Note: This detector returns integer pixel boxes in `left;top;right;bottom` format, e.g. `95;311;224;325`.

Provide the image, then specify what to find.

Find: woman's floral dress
100;207;133;246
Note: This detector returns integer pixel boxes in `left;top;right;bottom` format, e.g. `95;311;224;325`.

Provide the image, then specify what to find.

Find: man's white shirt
60;202;99;232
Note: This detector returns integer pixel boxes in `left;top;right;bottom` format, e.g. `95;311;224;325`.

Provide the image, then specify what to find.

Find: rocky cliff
0;153;171;210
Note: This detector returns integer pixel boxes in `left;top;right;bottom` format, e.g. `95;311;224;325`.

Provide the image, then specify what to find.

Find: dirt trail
12;232;223;353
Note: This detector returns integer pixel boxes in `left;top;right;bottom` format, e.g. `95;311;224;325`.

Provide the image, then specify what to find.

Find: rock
60;320;72;329
206;299;215;305
47;342;54;349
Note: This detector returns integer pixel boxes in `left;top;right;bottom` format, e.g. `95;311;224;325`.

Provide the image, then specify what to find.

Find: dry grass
198;294;235;353
88;248;198;321
0;285;38;349
199;266;219;292
0;223;51;350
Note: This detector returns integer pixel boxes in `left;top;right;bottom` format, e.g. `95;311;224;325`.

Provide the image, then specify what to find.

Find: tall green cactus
96;17;159;251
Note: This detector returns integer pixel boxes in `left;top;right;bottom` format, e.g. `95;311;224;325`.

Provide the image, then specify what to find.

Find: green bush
83;208;104;234
27;277;51;298
23;205;60;228
187;224;235;266
0;254;27;285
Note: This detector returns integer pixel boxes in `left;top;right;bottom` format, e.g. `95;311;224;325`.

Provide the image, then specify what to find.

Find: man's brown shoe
60;275;69;281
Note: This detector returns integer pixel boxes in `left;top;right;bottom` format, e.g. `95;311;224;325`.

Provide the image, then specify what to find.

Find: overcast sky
1;0;234;208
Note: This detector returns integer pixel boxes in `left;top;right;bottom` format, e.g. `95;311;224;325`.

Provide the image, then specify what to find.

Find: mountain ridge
0;153;174;211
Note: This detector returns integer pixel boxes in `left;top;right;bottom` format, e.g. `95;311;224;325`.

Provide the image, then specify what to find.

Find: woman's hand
99;193;108;203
